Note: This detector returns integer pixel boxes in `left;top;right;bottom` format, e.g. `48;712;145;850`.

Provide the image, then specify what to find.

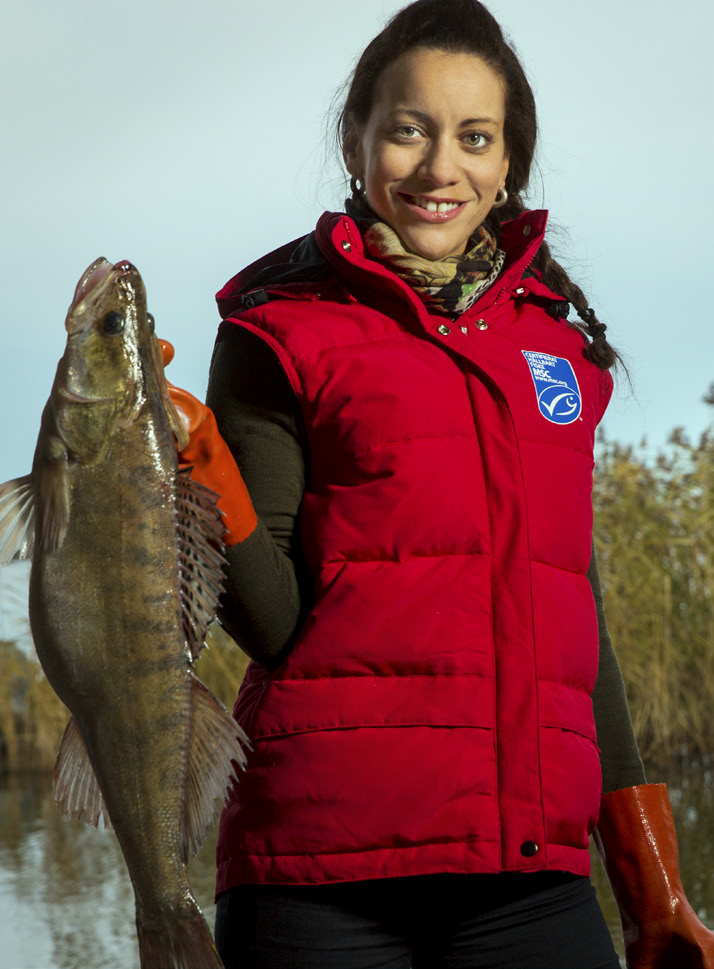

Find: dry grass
196;621;251;711
0;622;250;775
0;640;69;772
594;428;714;762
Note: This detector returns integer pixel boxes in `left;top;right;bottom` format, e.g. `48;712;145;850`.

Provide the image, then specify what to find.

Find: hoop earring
492;186;508;208
350;175;365;197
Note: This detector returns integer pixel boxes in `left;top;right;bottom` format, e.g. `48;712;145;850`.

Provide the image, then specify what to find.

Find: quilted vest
214;210;613;892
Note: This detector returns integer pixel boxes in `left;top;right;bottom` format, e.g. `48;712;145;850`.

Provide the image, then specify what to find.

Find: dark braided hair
337;0;619;371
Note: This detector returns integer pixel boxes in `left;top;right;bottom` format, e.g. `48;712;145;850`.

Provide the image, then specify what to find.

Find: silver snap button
474;319;488;330
437;324;450;336
341;240;351;252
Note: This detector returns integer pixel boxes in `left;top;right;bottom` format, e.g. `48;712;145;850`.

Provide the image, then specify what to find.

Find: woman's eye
463;132;489;149
394;124;421;139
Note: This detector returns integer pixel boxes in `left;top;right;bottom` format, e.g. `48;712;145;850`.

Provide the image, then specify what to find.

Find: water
0;775;218;969
1;765;713;968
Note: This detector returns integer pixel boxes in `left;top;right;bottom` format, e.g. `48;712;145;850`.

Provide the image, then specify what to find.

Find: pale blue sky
1;0;712;487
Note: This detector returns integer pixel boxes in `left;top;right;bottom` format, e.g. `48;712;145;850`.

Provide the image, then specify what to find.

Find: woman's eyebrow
460;116;500;127
388;108;500;127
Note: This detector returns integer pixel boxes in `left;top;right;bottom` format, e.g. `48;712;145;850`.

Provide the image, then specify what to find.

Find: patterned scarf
346;196;504;317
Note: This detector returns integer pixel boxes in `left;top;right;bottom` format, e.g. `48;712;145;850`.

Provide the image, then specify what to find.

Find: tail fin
137;909;224;969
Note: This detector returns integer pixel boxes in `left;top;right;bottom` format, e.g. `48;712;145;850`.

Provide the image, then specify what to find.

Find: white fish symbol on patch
540;390;579;418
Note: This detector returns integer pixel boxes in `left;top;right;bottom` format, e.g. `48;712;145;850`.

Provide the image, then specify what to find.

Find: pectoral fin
36;453;70;553
27;393;76;554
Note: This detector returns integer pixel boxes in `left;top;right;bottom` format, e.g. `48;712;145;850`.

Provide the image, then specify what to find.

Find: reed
0;640;69;773
196;621;251;711
594;425;714;763
0;624;251;774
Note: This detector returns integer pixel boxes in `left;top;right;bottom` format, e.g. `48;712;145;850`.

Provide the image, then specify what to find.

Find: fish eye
102;310;124;334
147;312;155;334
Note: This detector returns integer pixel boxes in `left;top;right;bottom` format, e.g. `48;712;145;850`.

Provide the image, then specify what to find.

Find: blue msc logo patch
522;351;582;425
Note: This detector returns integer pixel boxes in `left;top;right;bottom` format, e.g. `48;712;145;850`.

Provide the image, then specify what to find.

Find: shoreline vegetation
1;416;712;775
0;622;250;775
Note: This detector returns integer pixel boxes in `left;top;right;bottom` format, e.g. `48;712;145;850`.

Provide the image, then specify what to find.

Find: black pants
215;871;620;968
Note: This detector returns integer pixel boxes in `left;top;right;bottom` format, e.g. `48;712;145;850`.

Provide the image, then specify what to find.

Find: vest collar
315;209;557;316
216;209;560;321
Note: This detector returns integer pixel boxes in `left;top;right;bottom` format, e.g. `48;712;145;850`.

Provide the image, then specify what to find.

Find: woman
168;1;714;965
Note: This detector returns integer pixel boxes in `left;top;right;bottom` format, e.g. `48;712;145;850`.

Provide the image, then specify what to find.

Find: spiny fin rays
175;470;227;661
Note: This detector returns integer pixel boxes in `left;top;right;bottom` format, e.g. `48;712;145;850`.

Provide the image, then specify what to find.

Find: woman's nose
418;137;460;185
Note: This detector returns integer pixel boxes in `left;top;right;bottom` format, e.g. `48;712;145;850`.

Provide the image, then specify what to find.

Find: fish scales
0;258;248;969
32;437;192;889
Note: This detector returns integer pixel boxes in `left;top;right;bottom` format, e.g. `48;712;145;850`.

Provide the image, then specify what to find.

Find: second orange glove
160;339;257;547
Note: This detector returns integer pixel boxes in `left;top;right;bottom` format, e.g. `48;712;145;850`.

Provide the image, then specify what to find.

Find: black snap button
241;289;268;309
520;840;539;858
546;300;570;320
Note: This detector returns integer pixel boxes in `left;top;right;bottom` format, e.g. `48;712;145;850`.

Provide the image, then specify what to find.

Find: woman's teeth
411;197;461;213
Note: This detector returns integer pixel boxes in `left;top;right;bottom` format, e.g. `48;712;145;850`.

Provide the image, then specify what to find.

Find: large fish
0;258;248;969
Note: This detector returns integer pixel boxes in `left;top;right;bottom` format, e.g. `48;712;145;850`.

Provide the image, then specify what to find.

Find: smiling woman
343;48;510;260
154;0;714;967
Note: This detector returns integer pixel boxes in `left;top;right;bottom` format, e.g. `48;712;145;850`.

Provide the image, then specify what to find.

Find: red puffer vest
214;210;612;892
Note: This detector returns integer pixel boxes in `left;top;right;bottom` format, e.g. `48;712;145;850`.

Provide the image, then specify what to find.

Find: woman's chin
399;231;470;261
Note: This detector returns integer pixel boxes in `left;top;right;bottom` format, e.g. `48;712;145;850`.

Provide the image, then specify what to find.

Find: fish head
51;258;185;463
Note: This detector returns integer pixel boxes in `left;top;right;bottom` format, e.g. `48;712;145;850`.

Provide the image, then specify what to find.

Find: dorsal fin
174;469;227;660
0;475;35;564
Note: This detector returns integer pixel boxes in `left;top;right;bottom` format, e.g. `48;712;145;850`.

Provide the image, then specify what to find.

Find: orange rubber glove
594;783;714;968
160;339;257;546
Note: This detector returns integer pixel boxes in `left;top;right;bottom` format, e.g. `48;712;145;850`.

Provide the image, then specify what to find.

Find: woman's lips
398;193;469;222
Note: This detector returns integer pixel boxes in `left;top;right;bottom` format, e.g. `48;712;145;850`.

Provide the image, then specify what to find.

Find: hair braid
530;240;620;371
489;195;620;372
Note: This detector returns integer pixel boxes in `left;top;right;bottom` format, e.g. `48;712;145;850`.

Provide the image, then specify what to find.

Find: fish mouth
70;258;113;309
66;259;139;334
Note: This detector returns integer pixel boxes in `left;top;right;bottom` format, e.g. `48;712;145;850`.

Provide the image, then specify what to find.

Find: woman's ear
500;154;510;189
342;126;362;178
